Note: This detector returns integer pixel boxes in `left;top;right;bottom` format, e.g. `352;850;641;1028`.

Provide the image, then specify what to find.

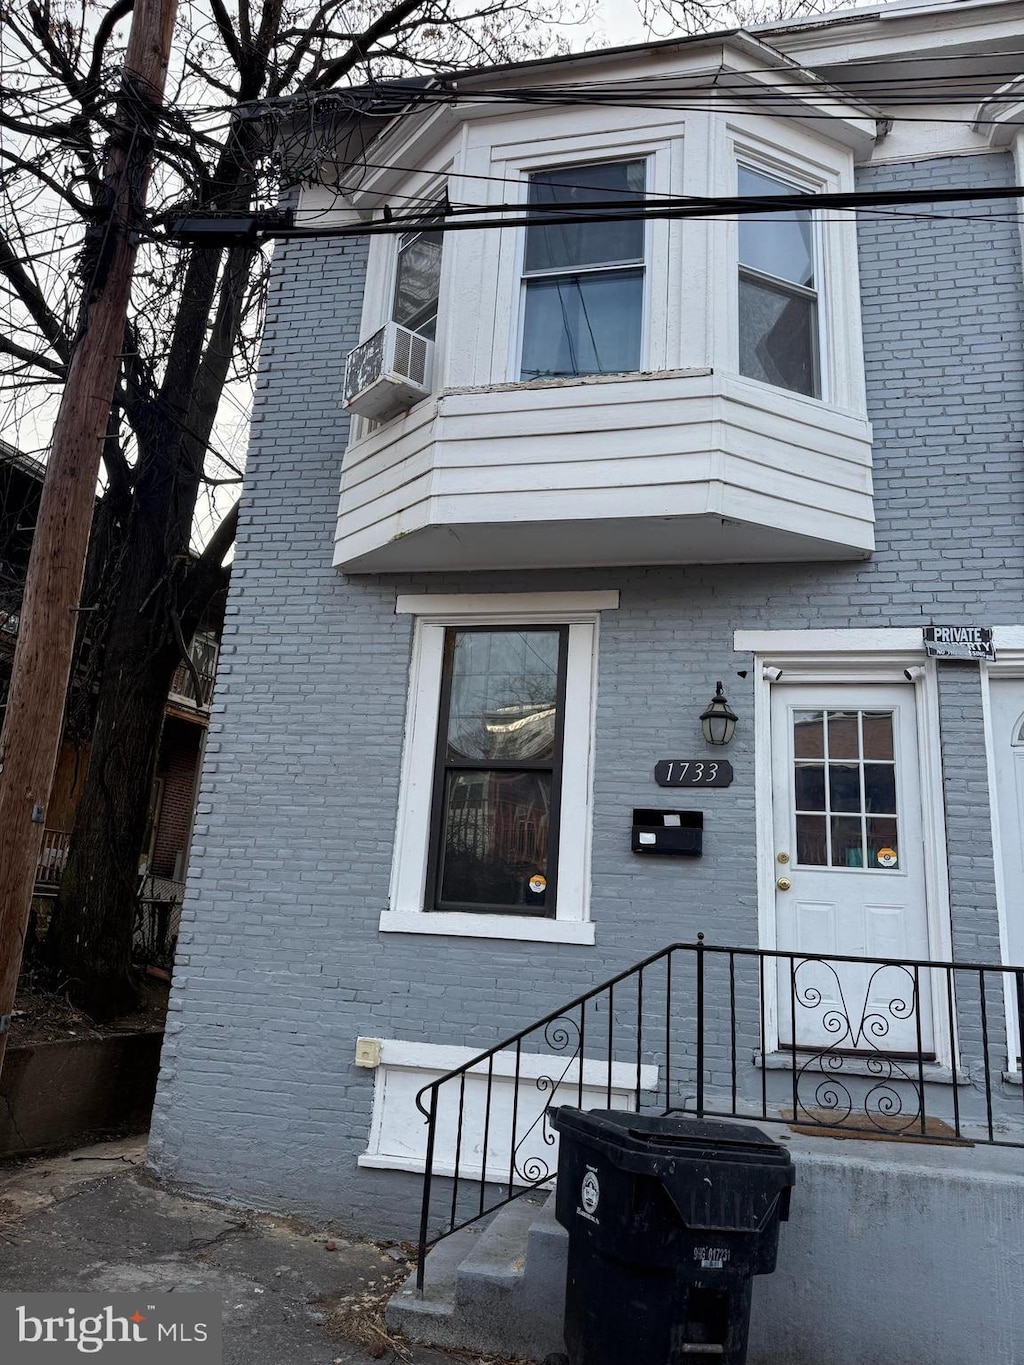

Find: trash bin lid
550;1107;793;1169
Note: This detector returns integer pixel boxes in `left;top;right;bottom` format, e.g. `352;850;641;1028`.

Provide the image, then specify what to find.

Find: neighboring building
151;0;1024;1315
0;441;221;955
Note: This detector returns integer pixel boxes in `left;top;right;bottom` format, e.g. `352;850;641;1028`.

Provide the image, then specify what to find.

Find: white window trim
735;626;955;1068
514;155;651;384
382;591;618;943
735;156;825;404
494;131;676;385
980;643;1024;1073
719;120;865;416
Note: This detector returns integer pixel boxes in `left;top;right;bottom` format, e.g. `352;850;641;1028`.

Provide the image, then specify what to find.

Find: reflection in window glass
393;227;443;339
438;771;552;909
738;164;819;398
521;161;645;380
431;628;567;914
793;710;824;758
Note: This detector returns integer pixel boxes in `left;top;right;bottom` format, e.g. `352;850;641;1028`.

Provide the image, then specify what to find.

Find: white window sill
378;910;595;945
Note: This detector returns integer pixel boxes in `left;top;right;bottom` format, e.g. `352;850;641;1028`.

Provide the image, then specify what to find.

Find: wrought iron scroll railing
413;938;1024;1289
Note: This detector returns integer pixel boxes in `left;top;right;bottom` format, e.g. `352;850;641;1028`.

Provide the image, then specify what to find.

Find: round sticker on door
877;847;898;868
581;1170;600;1215
528;874;547;895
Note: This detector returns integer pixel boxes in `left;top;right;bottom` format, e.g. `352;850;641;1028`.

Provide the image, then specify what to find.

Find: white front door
989;677;1024;1070
770;682;933;1054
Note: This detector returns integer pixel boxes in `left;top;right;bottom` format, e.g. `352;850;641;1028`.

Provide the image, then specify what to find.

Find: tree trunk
46;504;182;1019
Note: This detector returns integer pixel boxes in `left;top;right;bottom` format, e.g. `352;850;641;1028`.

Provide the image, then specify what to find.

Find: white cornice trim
973;76;1024;148
734;628;922;653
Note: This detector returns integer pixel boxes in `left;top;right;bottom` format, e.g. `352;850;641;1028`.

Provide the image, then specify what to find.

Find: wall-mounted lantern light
700;681;738;746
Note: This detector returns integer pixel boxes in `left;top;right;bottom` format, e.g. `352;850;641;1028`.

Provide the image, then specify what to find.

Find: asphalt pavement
0;1137;523;1365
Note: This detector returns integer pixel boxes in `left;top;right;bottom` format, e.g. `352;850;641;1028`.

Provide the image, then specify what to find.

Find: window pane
793;710;824;759
521;270;643;380
862;712;894;761
794;764;825;811
827;712;860;761
738;166;814;288
831;816;864;868
739;275;818;397
829;764;862;813
864;764;897;814
438;770;551;909
796;814;827;866
866;817;899;868
445;630;560;762
393;229;442;336
525;161;645;273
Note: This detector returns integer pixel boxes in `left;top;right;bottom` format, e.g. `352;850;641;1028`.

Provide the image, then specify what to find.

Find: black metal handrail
413;937;1024;1289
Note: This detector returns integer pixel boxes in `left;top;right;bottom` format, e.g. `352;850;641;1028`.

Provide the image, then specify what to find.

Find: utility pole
0;0;178;1074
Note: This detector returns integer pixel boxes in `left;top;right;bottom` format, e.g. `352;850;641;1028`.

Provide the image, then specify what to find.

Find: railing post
695;933;705;1117
416;1085;438;1294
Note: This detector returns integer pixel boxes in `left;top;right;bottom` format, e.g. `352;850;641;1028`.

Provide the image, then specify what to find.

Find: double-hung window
737;164;820;398
426;626;567;915
384;593;615;943
393;222;443;339
520;160;646;381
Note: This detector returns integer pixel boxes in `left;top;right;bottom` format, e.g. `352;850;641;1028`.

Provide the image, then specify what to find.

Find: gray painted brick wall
150;152;1024;1234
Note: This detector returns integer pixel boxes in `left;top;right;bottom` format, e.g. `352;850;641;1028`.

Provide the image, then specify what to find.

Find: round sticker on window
529;875;547;895
877;847;898;868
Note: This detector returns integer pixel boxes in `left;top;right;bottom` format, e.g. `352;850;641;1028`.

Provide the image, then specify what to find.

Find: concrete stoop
386;1192;566;1361
387;1136;1024;1365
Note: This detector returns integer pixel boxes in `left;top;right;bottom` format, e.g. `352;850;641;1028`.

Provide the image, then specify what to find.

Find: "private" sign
922;625;995;661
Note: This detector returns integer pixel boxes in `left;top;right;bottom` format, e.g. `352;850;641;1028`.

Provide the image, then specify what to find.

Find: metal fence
414;937;1024;1288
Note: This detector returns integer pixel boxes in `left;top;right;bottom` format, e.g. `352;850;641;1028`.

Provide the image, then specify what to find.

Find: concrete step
386;1192;566;1361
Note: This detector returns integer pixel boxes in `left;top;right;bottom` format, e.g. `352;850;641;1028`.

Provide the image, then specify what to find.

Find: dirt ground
8;975;170;1045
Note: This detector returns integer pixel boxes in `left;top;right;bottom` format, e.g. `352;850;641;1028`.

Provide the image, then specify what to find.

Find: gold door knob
777;852;790;865
776;877;792;892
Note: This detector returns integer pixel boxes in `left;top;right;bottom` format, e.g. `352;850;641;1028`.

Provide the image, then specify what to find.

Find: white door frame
980;644;1024;1074
735;629;955;1066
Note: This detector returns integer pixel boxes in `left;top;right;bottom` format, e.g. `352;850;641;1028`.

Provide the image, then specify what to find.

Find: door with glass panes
770;683;933;1054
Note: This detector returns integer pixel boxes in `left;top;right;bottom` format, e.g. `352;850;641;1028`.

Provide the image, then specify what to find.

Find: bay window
520;160;646;381
737;164;820;398
393;223;443;339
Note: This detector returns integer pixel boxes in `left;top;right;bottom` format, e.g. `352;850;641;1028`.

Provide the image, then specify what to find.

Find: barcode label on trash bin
694;1246;730;1269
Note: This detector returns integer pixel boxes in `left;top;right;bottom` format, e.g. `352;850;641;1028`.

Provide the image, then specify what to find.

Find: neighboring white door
989;678;1024;1070
770;682;933;1054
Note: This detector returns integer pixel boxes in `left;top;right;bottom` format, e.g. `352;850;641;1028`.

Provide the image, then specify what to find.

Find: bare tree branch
0;226;73;363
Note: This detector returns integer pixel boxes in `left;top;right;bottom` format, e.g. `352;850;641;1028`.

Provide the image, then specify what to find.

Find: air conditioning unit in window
343;321;433;421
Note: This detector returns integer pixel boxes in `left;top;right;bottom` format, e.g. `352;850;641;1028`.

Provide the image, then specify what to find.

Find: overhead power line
170;182;1024;247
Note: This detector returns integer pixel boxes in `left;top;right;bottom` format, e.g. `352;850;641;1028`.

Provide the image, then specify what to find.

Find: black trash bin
547;1107;795;1365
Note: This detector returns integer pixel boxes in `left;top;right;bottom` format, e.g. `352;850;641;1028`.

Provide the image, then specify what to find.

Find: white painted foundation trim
378;911;596;944
358;1037;657;1182
396;591;620;616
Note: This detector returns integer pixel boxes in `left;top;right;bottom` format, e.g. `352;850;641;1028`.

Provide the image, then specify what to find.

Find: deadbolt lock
776;877;792;892
776;852;790;865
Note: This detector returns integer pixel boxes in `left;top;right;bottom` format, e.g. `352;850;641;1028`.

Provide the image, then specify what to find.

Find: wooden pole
0;0;179;1073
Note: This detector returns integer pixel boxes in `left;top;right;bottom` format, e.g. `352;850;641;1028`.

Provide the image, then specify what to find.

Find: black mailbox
631;808;702;857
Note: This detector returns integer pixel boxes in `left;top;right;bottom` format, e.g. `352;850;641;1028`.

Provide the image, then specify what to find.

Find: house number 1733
654;760;733;788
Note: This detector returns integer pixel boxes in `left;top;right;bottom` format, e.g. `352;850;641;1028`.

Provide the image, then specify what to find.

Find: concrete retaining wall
747;1135;1024;1365
0;1032;163;1157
